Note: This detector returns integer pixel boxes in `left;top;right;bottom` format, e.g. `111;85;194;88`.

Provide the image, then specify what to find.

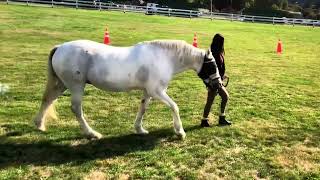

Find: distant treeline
109;0;320;19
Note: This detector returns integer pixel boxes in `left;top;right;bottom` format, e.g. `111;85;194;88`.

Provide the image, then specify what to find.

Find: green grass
1;3;320;179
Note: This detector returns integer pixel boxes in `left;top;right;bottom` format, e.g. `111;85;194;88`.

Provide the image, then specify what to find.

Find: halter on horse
33;39;220;139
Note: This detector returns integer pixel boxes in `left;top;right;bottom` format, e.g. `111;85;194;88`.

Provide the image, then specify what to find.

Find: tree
245;0;255;8
253;0;288;9
315;0;320;8
304;0;314;8
231;0;254;10
214;0;230;10
282;0;289;9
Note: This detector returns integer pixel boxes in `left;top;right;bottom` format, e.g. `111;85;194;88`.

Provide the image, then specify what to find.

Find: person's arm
214;54;225;79
221;57;226;79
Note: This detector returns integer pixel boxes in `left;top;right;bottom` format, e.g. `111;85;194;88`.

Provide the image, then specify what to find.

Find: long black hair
210;33;225;56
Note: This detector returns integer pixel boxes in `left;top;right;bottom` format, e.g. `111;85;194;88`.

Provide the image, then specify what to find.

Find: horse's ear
206;49;213;59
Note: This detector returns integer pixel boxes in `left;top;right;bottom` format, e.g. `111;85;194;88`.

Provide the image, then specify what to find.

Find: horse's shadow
0;124;202;168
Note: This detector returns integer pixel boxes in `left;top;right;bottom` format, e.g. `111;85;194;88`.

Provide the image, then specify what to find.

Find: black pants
203;83;229;119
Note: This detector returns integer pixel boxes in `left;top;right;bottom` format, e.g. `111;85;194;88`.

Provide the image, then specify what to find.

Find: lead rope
223;76;229;87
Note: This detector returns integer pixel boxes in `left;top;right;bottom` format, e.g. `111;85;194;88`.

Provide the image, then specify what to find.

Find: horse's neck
140;41;205;75
171;49;205;75
193;52;205;74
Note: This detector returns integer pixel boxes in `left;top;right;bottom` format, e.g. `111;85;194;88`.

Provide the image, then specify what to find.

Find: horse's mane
141;40;204;59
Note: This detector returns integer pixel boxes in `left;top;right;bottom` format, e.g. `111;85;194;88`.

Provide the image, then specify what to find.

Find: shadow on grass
0;124;202;168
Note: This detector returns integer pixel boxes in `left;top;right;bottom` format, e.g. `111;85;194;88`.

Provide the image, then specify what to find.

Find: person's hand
222;76;229;87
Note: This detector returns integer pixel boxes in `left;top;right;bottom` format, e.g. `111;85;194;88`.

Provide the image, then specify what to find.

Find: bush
287;4;302;12
244;7;294;17
271;4;279;10
302;8;318;19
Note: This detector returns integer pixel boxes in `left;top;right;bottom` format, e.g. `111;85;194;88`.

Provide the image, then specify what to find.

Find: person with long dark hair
201;33;232;127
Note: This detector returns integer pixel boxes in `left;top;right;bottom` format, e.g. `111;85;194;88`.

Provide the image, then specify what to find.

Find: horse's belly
87;63;144;92
89;77;141;92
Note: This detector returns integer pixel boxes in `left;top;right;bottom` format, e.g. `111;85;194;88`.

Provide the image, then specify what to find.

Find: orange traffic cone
277;39;282;54
104;27;111;45
192;33;198;47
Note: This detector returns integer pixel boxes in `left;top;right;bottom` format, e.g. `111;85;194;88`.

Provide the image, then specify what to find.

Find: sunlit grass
0;4;320;179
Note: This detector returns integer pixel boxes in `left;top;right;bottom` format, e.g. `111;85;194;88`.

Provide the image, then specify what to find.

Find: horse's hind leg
34;78;66;131
135;91;151;135
70;87;102;139
154;90;186;139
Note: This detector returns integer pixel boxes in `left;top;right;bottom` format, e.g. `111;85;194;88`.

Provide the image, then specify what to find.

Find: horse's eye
205;56;212;62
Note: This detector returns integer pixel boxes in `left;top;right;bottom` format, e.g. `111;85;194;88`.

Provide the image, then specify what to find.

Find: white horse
34;39;215;139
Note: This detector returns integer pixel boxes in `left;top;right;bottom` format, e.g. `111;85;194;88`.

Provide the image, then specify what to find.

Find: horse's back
56;40;125;56
51;40;117;89
51;40;170;92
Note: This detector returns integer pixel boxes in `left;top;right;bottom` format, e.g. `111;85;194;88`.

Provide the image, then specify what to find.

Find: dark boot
218;116;232;126
201;118;210;127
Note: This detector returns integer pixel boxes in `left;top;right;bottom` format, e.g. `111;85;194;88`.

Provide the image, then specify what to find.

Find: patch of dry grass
0;3;319;179
275;143;320;172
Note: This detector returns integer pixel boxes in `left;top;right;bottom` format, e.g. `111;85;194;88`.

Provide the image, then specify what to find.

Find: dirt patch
84;170;107;180
275;143;320;172
24;166;52;179
3;29;69;38
238;119;285;140
118;174;130;180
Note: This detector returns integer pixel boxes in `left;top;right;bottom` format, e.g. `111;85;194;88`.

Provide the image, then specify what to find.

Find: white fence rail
2;0;320;27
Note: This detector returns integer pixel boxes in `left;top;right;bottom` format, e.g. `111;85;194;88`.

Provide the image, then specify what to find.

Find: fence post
27;0;29;6
51;0;53;8
272;17;274;25
6;0;8;5
190;10;192;19
231;14;233;21
252;16;254;23
292;19;295;26
123;4;125;13
210;12;212;21
99;2;101;11
313;21;315;28
168;9;171;16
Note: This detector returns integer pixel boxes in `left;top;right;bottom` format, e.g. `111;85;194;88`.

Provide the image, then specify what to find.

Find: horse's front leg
135;91;151;135
155;90;186;139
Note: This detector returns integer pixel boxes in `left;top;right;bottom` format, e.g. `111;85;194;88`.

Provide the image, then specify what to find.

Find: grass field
0;3;320;179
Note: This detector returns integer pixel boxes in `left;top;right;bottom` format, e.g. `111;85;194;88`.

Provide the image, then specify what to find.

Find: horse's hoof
135;127;149;135
34;120;46;131
136;132;149;135
137;130;149;135
37;126;46;132
176;131;186;140
86;131;103;139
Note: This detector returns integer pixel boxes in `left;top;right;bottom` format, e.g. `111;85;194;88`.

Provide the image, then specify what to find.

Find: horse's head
197;49;220;84
204;49;214;63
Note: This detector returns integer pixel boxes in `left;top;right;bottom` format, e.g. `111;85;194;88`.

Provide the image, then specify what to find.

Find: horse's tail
44;46;60;120
48;46;59;80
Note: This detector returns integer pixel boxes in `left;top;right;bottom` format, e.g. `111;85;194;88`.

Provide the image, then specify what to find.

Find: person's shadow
0;124;202;168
